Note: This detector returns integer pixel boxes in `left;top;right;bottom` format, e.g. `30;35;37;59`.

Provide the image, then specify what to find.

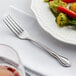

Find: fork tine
3;18;19;36
7;15;23;34
3;17;19;36
8;15;24;32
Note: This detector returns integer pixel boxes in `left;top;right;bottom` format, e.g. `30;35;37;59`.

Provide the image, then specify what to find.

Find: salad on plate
44;0;76;27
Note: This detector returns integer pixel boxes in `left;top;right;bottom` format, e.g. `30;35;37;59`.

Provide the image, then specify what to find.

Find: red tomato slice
62;0;76;3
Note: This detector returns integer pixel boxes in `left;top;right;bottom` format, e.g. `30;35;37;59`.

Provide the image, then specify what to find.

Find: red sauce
0;66;20;76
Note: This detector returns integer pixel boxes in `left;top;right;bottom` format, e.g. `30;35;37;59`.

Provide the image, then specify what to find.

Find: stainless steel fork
3;15;71;67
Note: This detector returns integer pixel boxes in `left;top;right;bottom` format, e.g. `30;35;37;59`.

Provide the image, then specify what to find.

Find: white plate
31;0;76;45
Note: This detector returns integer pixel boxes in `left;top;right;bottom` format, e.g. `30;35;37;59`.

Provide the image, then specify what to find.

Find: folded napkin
10;6;45;76
3;6;43;76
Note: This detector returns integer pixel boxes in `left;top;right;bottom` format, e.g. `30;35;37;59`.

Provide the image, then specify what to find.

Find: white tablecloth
0;0;76;76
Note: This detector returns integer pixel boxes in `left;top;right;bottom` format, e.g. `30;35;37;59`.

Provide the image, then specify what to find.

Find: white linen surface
0;0;76;76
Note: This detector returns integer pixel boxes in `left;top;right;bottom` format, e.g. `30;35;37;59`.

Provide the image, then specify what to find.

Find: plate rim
31;0;76;45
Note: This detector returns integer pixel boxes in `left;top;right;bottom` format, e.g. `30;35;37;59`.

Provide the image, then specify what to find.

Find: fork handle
26;38;71;67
